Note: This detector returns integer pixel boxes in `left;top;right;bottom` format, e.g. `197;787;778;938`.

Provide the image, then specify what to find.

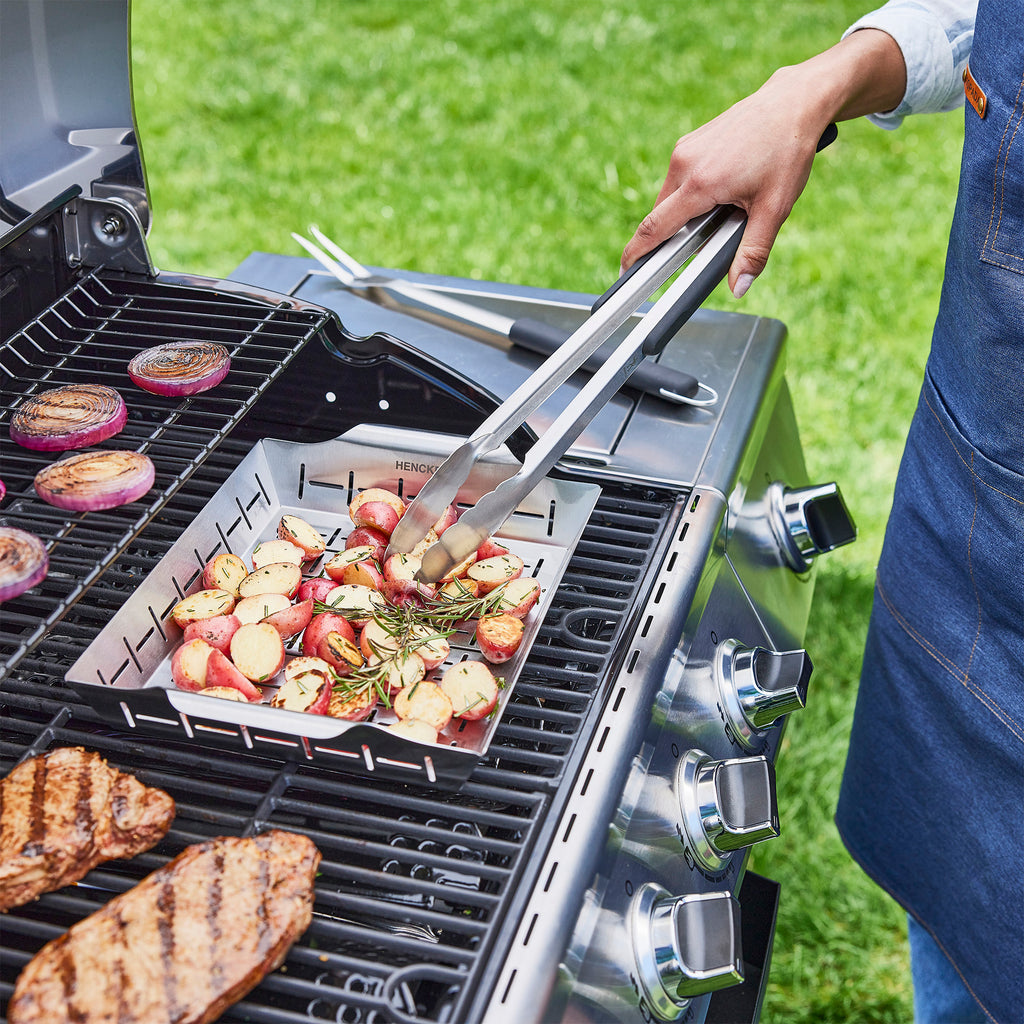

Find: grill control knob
767;480;857;573
717;638;812;749
677;749;779;871
631;883;743;1020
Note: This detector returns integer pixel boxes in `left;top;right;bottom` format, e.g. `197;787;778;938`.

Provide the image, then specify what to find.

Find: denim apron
834;1;1024;1021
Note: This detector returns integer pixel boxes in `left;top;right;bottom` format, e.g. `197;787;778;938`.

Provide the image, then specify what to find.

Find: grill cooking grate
0;270;680;1022
1;269;328;673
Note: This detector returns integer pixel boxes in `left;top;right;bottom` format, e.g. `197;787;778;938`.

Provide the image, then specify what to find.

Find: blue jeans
908;916;987;1024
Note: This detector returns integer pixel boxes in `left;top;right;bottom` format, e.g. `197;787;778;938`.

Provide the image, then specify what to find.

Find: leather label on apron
963;62;987;118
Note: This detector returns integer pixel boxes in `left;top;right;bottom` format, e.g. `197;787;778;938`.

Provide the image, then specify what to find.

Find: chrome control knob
717;638;812;748
677;749;779;871
631;883;743;1020
767;481;856;572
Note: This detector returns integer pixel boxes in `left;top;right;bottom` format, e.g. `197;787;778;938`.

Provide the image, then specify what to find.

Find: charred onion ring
127;341;231;396
9;384;127;451
34;451;155;512
0;527;49;602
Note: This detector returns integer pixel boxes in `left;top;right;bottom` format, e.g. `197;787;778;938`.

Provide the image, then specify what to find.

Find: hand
620;31;907;297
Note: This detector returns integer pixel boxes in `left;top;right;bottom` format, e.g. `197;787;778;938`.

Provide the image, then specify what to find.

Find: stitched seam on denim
914;916;1001;1024
923;390;1024;506
963;449;983;681
875;578;1024;744
983;62;1024;265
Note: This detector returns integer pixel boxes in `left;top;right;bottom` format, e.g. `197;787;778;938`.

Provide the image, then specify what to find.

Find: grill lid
0;1;147;234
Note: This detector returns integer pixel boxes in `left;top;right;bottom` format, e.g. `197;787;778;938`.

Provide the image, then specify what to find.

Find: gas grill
0;3;856;1022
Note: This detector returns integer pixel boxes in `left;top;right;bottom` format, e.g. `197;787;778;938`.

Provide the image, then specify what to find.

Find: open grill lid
0;0;147;234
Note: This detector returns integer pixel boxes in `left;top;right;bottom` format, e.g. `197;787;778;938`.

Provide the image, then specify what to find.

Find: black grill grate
0;271;679;1022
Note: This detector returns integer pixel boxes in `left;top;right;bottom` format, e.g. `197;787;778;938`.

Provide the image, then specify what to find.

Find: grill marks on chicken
8;830;321;1024
0;747;175;912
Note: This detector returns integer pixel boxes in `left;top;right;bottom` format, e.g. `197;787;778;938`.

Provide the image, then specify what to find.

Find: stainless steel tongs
382;204;749;584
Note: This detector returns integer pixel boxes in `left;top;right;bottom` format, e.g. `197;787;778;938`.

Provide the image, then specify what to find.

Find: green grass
130;2;965;1019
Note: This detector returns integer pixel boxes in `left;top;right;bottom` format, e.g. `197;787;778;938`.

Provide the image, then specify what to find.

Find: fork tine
290;232;357;285
308;225;373;281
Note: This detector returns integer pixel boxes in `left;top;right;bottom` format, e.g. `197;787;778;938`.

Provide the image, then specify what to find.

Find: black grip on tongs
641;214;744;355
508;317;700;399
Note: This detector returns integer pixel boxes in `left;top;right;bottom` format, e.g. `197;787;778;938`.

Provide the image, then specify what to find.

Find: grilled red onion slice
128;341;231;396
34;451;155;512
9;384;127;451
0;527;49;602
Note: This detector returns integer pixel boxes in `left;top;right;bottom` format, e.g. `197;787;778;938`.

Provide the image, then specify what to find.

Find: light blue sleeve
842;0;977;128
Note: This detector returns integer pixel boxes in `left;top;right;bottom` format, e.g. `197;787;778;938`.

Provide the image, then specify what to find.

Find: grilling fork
292;226;717;407
378;204;750;584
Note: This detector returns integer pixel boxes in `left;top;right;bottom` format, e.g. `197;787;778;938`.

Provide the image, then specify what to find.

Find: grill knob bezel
630;882;744;1019
676;749;780;872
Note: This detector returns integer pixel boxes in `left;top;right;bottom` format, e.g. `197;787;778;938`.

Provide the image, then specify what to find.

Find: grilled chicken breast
0;746;175;912
8;829;321;1024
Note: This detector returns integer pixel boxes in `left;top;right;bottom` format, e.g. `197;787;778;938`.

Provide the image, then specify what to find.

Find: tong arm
415;208;748;582
386;205;736;559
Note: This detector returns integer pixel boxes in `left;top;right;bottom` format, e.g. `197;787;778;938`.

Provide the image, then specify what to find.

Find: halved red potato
340;559;383;590
432;503;459;536
197;686;248;702
278;513;326;562
318;630;364;677
440;660;500;720
327;684;378;721
407;623;450;671
372;650;427;696
394;680;453;732
437;577;481;602
171;588;236;629
183;613;242;655
296;576;340;604
270;672;331;714
467;553;525;594
229;621;286;682
475;537;510;561
204;648;264;701
324;583;387;628
302;610;356;657
387;718;439;743
382;552;420;583
170;637;215;691
438;550;478;582
262;596;314;640
345;526;388;563
475;613;525;664
202;553;249;596
349;487;405;524
495;577;542;619
233;592;292;626
251;538;305;569
359;618;402;661
284;655;334;684
237;561;302;600
380;578;435;609
324;545;378;582
409;528;440;559
351;500;401;537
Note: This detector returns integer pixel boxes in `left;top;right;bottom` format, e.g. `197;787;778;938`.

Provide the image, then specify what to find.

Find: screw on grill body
101;213;125;236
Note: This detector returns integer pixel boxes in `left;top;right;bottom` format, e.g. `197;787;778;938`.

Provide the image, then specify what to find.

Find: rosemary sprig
325;580;510;702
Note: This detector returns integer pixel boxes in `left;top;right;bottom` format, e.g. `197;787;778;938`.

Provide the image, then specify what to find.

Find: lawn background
129;2;966;1019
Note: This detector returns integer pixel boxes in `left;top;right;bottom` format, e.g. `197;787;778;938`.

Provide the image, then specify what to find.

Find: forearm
766;28;908;135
